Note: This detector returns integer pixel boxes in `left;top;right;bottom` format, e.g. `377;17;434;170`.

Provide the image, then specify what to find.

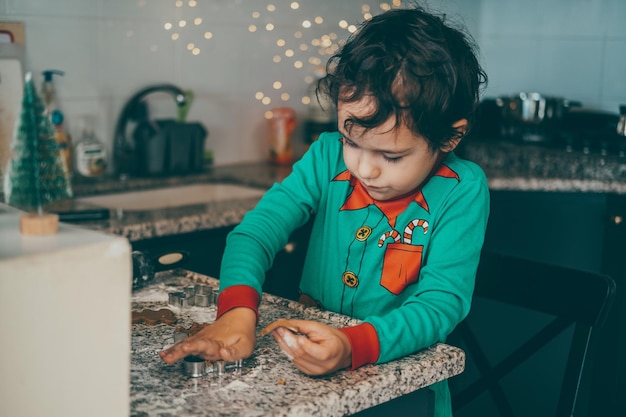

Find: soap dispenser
41;69;64;116
51;111;72;177
41;70;72;176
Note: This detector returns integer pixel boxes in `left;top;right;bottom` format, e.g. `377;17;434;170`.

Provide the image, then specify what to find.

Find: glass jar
266;107;297;165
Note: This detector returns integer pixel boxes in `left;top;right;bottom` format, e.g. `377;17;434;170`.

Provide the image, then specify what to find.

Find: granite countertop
45;141;626;242
458;141;626;193
50;164;292;241
131;270;465;417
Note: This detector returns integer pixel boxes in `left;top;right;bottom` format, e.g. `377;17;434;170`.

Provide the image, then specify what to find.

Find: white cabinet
0;204;132;417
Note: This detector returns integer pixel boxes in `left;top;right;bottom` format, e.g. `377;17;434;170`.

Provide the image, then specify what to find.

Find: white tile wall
1;0;625;171
478;0;626;112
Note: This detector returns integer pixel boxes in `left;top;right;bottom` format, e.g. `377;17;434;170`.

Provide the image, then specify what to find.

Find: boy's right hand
159;307;257;364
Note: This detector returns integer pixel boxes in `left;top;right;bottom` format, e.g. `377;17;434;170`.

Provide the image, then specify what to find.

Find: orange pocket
380;243;423;295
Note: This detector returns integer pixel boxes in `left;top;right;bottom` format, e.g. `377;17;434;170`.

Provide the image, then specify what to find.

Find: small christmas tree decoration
3;72;72;235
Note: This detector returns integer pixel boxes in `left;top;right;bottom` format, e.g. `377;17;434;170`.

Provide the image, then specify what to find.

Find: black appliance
473;94;622;154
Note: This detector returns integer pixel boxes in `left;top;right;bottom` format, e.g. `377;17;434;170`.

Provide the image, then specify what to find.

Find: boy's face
337;97;453;201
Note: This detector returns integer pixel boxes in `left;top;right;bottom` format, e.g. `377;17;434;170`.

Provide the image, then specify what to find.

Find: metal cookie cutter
168;291;188;308
194;284;211;295
210;359;244;375
168;290;195;308
182;357;246;378
168;291;185;307
194;293;210;307
183;355;207;377
168;284;216;312
194;284;218;306
184;286;196;297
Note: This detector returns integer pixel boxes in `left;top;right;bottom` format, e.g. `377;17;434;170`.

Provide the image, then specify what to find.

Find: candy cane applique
378;229;401;247
403;219;429;244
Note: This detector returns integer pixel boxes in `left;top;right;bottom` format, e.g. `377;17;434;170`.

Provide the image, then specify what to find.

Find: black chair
448;250;616;417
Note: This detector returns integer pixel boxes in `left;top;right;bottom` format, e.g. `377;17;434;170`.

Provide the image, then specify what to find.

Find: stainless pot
496;92;582;142
498;92;581;124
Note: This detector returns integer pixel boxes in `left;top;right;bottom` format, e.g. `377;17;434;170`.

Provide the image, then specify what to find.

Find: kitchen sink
75;183;265;211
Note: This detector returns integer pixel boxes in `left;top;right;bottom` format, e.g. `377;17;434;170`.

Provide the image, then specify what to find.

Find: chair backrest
448;250;615;417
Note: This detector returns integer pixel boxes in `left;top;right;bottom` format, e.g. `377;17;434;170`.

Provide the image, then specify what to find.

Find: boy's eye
383;155;403;163
341;137;403;162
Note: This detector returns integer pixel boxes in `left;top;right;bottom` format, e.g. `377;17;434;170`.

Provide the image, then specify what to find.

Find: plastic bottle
75;115;107;177
267;107;297;165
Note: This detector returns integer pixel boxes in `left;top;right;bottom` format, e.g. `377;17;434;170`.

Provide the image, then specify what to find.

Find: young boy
160;6;489;416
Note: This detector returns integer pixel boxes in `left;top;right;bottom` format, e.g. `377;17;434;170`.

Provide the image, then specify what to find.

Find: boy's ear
440;119;468;152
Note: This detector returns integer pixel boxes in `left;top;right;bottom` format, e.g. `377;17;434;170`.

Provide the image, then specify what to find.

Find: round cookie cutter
183;355;207;377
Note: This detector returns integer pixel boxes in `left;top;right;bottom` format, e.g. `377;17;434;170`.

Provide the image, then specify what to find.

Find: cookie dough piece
260;319;300;337
132;308;177;325
175;322;211;336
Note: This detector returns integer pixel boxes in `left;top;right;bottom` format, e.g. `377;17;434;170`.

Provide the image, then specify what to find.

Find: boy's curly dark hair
319;6;487;151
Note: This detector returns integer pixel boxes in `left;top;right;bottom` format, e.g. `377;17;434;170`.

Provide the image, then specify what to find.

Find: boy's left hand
270;319;352;376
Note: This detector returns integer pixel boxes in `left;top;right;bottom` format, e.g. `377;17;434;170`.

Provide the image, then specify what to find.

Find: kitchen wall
1;0;625;171
476;0;626;112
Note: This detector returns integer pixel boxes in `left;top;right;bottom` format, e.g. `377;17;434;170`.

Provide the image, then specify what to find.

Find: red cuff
216;285;261;321
339;322;380;370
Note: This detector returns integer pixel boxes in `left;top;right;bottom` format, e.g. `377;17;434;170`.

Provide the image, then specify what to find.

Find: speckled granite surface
64;196;262;241
458;141;626;193
43;164;292;241
33;141;626;241
131;270;465;417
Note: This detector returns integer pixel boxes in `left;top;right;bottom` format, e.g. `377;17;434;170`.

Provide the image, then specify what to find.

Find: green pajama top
217;131;490;417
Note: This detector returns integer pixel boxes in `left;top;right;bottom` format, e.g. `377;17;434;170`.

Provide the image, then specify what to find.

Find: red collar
332;159;459;228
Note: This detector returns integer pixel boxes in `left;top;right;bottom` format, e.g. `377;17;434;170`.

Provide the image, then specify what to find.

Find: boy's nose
357;153;380;180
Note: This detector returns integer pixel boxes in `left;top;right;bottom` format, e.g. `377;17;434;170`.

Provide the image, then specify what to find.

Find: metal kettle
113;84;187;178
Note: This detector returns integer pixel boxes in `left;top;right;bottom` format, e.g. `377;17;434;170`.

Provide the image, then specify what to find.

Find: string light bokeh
250;1;407;119
161;1;407;118
162;0;213;56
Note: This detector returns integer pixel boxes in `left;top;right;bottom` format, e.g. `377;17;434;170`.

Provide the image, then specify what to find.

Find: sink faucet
113;84;187;178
